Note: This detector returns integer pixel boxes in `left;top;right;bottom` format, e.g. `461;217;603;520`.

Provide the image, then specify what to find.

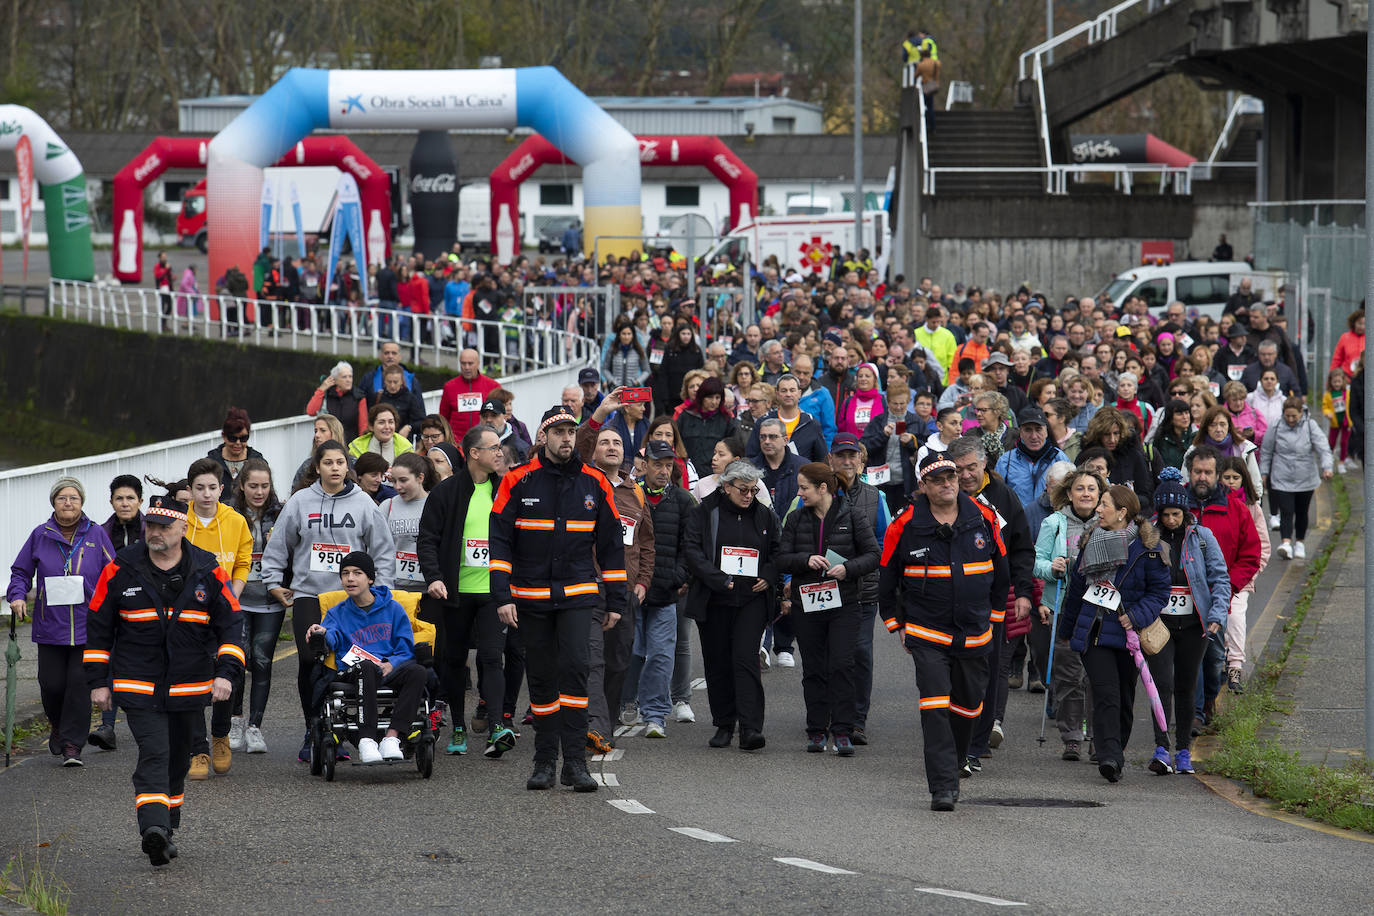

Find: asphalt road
1;543;1369;916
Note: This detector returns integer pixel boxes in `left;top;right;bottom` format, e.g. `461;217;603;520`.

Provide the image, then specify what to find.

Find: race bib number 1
464;539;489;567
1086;582;1121;612
799;579;840;613
720;546;759;578
310;543;349;574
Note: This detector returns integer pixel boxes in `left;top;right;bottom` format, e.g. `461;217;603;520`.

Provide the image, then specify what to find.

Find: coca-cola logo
712;153;741;179
639;140;659;163
411;172;456;194
507;153;535;182
134;153;162;183
342;154;372;180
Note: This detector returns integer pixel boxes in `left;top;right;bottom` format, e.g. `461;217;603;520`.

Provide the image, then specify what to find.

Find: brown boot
211;736;232;774
188;752;210;780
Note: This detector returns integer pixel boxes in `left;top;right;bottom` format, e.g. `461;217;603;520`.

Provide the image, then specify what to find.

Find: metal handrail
915;76;931;186
1017;0;1160;82
1206;95;1263;164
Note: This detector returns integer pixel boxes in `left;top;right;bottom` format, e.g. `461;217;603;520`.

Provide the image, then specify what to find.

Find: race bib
44;575;85;606
621;518;637;546
1179;333;1195;349
464;539;489;567
865;464;891;485
1086;581;1121;612
799;579;841;613
310;543;350;574
340;643;383;667
649;350;664;365
720;546;759;577
396;551;420;579
1226;364;1245;381
1334;394;1347;413
247;552;263;583
1163;586;1194;616
1209;382;1221;398
456;393;483;413
855;404;873;427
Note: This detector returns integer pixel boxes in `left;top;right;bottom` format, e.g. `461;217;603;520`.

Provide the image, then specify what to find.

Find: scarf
1206;433;1234;454
1079;521;1137;578
1017;437;1051;463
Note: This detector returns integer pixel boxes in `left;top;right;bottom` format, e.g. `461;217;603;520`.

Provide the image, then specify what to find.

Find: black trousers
124;707;198;835
968;621;1004;756
912;643;989;794
1145;615;1207;752
358;660;428;742
1081;644;1137;767
792;604;861;736
292;596;324;724
520;603;593;763
1272;488;1315;541
36;644;90;751
437;594;507;722
697;597;768;734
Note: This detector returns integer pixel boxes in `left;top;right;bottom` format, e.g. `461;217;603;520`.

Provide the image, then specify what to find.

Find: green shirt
458;478;496;594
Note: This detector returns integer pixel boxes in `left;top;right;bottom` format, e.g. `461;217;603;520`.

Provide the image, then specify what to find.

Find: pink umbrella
1125;629;1168;733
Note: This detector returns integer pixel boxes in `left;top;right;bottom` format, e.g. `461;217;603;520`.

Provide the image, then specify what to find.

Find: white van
1099;261;1286;321
456;183;490;250
785;194;833;216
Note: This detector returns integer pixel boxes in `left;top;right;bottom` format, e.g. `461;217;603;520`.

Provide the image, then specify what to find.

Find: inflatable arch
0;105;93;280
490;134;757;258
112;136;390;283
209;67;640;285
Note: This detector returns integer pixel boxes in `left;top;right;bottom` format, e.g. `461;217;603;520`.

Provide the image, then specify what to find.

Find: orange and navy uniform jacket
489;448;627;616
877;491;1009;656
83;541;245;711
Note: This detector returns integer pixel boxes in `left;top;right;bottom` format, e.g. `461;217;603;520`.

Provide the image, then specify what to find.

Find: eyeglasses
53;494;81;503
975;406;996;414
726;483;756;496
758;434;783;441
469;443;502;452
226;434;250;443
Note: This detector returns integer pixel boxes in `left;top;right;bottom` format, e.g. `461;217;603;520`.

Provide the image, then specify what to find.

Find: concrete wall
923;238;1193;299
1190;202;1255;262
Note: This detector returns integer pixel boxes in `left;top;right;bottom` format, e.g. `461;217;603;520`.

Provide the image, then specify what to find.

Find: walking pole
1037;579;1064;746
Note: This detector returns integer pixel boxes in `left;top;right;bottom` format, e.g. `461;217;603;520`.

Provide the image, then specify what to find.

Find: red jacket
404;275;431;315
438;372;500;438
1196;489;1261;597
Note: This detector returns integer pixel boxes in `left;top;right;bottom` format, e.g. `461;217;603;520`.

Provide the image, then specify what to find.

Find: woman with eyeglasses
206;406;264;505
683;460;782;751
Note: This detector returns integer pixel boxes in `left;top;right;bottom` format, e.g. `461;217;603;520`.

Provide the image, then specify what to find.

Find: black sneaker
61;744;83;767
850;727;868;746
709;727;733;748
142;826;174;867
959;758;973;779
561;758;598;792
472;702;489;734
1099;760;1122;783
88;724;117;751
930;791;956;812
526;759;556;790
739;730;766;751
966;755;983;773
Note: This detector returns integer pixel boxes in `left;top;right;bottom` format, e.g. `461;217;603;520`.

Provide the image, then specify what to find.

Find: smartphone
895;421;906;436
620;387;653;404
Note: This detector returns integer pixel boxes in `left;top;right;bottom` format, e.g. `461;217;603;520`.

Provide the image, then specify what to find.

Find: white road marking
773;857;856;875
607;799;654;814
915;887;1027;907
691;677;707;690
592;772;619;787
669;826;736;843
591;749;624;762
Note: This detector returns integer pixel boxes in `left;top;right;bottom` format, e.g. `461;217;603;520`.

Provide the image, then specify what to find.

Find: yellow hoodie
187;501;254;585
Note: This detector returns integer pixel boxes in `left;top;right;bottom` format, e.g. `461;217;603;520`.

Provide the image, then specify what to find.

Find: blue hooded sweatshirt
321;585;415;667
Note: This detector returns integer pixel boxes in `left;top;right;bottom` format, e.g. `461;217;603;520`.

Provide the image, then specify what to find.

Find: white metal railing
1017;0;1162;82
944;81;974;110
1207;95;1263;165
48;279;600;375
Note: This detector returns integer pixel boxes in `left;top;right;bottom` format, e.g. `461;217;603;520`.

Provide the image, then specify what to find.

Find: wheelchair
307;633;438;781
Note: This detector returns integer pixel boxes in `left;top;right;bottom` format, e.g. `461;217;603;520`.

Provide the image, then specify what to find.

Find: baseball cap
1017;406;1049;428
784;271;804;284
645;440;677;461
480;399;504;416
539;406;579;432
918;452;957;477
982;352;1012;369
145;495;188;526
831;432;862;453
577;367;600;385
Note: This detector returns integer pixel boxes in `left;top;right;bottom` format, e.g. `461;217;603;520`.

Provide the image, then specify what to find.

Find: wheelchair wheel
309;729;324;776
417;738;434;779
322;742;337;782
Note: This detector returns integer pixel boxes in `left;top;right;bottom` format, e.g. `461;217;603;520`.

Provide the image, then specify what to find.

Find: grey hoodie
260;480;396;598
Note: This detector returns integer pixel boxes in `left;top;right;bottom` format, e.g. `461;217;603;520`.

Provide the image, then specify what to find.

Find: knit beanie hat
340;550;376;582
50;475;85;505
1154;467;1192;512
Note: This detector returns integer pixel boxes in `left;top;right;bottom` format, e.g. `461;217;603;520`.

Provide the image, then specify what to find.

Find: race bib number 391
1086;582;1121;612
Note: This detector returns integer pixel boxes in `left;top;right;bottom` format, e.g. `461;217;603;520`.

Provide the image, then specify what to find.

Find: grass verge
1;850;71;916
1204;475;1374;834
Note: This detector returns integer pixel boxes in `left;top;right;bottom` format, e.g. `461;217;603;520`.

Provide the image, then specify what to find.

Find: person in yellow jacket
184;457;253;779
348;402;415;462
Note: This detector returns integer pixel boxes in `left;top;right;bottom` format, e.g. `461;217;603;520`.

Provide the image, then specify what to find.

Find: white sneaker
379;735;404;760
759;644;772;669
619;702;641;726
644;721;666;739
1338;460;1348;474
357;737;383;764
776;651;796;668
244;725;268;754
673;701;696;723
1269;514;1281;530
990;720;1004;749
1294;541;1306;559
1276;541;1292;560
228;716;245;751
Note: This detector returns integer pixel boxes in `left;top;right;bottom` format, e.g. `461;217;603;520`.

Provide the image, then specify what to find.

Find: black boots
141;826;177;866
526;759;557;790
561;757;598;792
709;727;734;748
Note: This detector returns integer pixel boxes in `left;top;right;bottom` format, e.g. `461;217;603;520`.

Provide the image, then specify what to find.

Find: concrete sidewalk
1268;469;1367;767
0;613;49;753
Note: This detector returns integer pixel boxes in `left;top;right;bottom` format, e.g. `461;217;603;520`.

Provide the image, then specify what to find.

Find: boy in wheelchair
307;551;430;765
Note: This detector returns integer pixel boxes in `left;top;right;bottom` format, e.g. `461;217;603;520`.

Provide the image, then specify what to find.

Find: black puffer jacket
678;408;738;478
645;483;697;607
777;489;880;611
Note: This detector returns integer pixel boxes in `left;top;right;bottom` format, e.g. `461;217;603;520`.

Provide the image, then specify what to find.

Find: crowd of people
8;243;1363;863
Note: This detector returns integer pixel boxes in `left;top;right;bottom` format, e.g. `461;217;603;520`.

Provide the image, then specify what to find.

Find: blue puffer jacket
1064;526;1171;652
799;386;837;448
994;443;1068;542
1157;519;1231;630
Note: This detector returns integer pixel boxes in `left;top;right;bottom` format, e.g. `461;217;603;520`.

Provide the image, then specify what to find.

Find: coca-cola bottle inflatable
408;130;458;259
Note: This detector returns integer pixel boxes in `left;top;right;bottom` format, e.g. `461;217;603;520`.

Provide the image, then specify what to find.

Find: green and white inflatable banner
0;105;94;281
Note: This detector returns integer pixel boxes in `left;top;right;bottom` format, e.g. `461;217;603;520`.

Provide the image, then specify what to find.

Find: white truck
1099;261;1287;321
695;211;890;276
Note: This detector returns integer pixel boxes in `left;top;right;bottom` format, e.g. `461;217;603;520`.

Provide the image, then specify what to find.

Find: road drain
963;798;1104;808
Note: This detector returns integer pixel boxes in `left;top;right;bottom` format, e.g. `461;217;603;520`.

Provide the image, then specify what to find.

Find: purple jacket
7;515;115;646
